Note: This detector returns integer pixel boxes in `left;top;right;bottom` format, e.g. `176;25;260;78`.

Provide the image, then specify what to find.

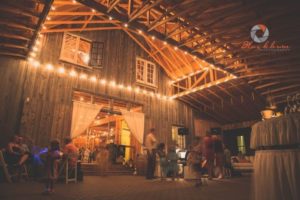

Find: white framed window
136;57;157;87
60;33;91;67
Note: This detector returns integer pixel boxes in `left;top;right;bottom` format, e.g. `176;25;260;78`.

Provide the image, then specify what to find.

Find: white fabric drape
251;113;300;149
121;110;145;144
253;150;300;200
71;101;103;138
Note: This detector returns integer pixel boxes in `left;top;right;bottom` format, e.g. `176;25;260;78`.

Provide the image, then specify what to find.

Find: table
251;113;300;200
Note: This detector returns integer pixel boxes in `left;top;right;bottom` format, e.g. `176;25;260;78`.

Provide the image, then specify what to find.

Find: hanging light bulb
46;64;54;71
79;73;87;79
32;60;40;68
163;41;167;45
100;79;106;85
58;67;65;74
135;87;140;93
90;76;97;82
127;86;132;91
118;84;124;89
69;70;77;77
110;81;116;87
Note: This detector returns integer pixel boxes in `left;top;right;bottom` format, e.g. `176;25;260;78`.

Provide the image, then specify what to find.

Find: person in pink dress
203;132;214;179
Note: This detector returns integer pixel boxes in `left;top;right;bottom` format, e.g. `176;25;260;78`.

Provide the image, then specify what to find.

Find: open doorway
71;90;144;166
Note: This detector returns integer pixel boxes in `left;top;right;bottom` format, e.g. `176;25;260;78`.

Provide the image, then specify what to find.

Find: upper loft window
136;57;157;87
60;33;92;68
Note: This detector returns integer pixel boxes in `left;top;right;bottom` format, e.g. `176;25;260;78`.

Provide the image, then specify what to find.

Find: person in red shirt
62;137;79;168
203;132;214;179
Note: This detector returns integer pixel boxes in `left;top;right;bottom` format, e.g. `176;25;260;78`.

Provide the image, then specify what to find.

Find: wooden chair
58;156;78;184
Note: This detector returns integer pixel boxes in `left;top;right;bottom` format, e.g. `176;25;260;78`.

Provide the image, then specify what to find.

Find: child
167;146;179;181
224;146;232;178
43;139;61;195
157;143;167;180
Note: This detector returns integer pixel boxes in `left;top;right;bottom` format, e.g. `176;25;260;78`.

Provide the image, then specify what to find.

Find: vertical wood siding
0;30;196;147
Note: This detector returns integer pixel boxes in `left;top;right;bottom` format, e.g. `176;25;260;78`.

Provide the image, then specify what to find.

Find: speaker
178;127;189;135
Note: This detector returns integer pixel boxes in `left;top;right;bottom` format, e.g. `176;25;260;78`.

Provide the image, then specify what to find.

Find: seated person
62;137;79;168
5;135;29;166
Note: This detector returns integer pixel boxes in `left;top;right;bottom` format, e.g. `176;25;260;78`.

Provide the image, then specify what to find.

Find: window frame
135;57;157;88
60;32;92;68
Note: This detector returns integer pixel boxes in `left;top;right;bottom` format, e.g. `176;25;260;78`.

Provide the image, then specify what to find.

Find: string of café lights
27;3;237;100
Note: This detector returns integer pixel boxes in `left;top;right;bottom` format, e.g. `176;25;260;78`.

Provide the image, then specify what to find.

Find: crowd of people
1;129;233;192
1;135;79;194
144;128;232;186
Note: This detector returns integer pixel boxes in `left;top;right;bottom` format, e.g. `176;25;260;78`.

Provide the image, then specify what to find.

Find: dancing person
145;128;157;179
203;131;214;179
187;136;203;187
157;143;167;180
43;139;61;195
213;135;224;179
167;145;179;181
224;145;232;178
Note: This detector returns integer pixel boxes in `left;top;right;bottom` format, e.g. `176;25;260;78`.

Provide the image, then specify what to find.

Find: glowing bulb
51;6;56;10
193;56;196;59
72;0;77;3
109;16;113;20
27;57;34;62
42;25;46;30
174;46;178;50
58;67;65;74
110;81;116;87
142;90;147;94
124;23;128;28
162;95;167;100
46;16;51;20
79;73;87;79
30;52;36;57
163;41;167;45
80;97;84;101
156;94;161;99
90;76;97;82
127;86;132;91
118;84;124;89
100;79;106;85
135;87;140;93
69;70;77;77
46;64;54;71
32;46;38;52
184;51;187;55
138;30;142;34
151;36;155;40
32;60;40;68
92;9;95;12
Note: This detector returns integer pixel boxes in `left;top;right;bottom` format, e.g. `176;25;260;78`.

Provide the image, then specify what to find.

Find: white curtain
71;101;103;138
253;149;300;200
121;110;145;144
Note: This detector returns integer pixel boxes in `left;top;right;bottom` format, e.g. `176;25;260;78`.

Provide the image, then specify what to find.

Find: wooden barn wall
0;30;196;147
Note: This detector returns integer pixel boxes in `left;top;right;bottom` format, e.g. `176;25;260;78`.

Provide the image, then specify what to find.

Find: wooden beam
27;0;54;57
45;20;119;25
261;84;300;95
107;0;121;13
49;12;104;16
41;26;121;33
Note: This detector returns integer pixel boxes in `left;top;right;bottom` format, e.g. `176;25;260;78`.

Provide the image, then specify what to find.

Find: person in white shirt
145;128;157;179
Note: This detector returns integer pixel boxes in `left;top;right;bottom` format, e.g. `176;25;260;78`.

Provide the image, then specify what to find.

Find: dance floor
0;176;251;200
